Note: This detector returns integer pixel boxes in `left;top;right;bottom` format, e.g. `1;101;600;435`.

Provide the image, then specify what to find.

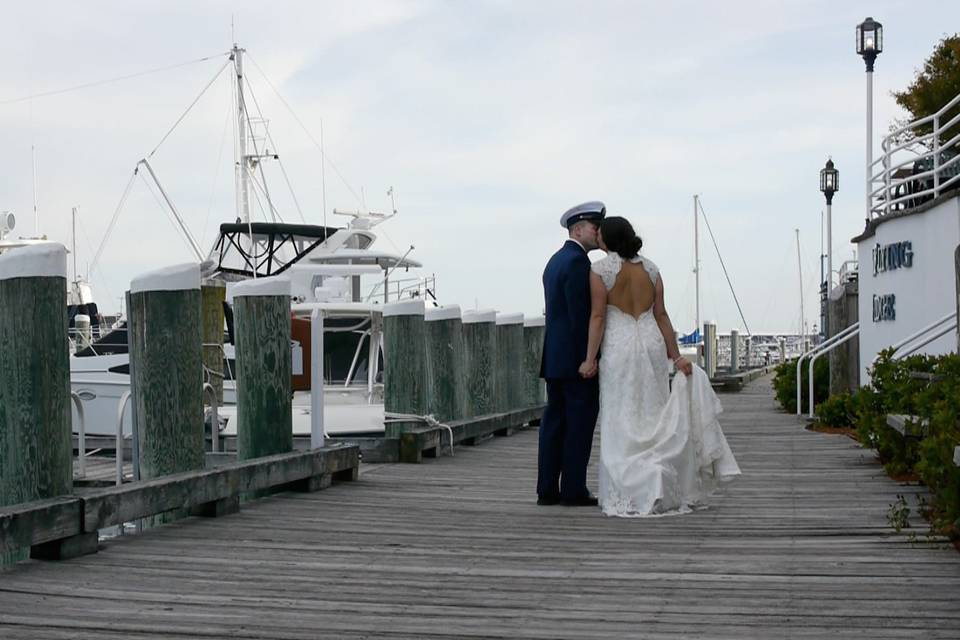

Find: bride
579;216;740;517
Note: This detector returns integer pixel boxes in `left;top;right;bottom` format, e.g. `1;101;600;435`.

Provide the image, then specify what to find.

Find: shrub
854;350;960;537
772;357;828;414
816;392;855;428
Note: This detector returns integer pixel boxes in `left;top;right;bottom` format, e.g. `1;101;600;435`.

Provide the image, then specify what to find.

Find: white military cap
560;201;606;228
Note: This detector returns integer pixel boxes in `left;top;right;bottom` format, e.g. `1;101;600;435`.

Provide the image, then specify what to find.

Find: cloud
0;0;955;335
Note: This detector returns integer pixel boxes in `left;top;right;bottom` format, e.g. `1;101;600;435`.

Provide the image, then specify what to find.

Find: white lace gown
592;254;741;517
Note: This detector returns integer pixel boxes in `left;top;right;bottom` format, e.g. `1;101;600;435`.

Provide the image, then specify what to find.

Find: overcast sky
2;1;957;334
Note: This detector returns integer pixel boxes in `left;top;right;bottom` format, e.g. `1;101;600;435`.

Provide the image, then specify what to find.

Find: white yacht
67;44;436;440
70;212;433;438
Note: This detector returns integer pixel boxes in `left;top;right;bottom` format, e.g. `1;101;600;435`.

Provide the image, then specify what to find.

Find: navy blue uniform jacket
540;240;592;380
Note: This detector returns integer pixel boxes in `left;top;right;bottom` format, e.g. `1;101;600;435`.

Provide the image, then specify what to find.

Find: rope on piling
384;412;454;456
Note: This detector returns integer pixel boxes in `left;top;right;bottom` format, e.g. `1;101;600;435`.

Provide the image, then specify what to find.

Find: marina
3;5;960;639
3;376;960;638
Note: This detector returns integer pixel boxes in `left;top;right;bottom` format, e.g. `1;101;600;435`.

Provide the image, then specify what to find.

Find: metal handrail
795;322;860;416
116;391;132;486
884;310;957;358
871;89;960;218
70;392;86;479
344;329;372;387
202;383;220;453
808;327;861;418
894;321;957;360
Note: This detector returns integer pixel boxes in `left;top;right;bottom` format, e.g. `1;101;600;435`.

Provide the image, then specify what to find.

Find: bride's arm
580;272;607;378
653;274;692;375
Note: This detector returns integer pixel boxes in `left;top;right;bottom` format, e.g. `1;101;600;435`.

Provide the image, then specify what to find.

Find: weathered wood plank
395;406;542;462
1;375;959;639
0;497;82;553
83;445;359;531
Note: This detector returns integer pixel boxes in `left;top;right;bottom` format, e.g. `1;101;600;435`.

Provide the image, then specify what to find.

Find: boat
68;44;436;440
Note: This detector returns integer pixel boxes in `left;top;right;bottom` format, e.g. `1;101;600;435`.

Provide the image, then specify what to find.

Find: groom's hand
579;360;598;379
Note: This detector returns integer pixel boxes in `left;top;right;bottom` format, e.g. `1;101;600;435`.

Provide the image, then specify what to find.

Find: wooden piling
128;264;205;482
703;321;717;378
462;310;497;418
201;279;226;402
424;305;465;423
0;244;72;564
523;316;546;406
233;278;293;460
383;300;427;438
730;329;739;373
495;313;524;413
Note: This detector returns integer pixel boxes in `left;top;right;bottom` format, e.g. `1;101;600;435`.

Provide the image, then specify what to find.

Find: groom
537;201;605;506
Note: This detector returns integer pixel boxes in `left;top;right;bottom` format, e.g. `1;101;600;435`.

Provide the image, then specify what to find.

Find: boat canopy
208;222;341;279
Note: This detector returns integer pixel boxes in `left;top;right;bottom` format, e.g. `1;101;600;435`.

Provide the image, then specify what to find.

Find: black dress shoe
537;495;561;506
561;494;599;507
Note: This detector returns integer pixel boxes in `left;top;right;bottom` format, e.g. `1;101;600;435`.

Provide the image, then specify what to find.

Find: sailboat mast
693;194;701;337
72;207;78;283
32;146;39;235
233;44;251;226
796;228;805;349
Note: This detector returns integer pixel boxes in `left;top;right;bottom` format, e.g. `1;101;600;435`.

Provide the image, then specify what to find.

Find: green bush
772;357;828;414
854;350;960;537
815;392;855;428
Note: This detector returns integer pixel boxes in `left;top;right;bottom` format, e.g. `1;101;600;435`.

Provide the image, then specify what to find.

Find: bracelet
672;356;684;364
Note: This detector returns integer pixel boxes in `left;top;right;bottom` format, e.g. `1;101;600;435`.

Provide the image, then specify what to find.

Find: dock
2;374;959;639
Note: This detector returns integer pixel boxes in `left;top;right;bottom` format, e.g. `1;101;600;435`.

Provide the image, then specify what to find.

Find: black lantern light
856;17;883;71
820;158;838;204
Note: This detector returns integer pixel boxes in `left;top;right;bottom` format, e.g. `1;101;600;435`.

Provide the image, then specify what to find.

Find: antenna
387;186;397;215
72;207;78;283
320;117;327;230
32;145;39;235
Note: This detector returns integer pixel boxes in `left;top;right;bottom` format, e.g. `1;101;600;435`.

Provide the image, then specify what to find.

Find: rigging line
0;51;231;106
245;53;363;205
147;57;233;159
242;75;306;223
697;199;752;336
242;77;280;221
202;98;234;246
248;170;284;223
139;170;199;257
90;169;138;274
276;156;307;223
75;211;117;309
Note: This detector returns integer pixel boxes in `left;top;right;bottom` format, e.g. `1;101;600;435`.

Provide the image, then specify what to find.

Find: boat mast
233;44;251;226
795;228;806;350
231;44;257;277
32;146;39;235
72;207;78;283
693;194;701;362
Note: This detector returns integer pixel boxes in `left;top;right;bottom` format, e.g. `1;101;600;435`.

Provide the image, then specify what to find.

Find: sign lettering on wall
872;240;913;276
872;294;896;322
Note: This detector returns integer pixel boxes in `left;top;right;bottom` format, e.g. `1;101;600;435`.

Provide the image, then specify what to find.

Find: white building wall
857;196;960;384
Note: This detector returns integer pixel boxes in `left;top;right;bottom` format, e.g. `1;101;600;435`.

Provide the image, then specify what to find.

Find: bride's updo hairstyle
601;216;643;260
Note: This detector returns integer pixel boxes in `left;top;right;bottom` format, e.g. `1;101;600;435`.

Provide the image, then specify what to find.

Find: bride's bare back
607;261;655;319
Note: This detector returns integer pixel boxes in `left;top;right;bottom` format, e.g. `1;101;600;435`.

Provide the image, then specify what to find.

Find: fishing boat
68;44;436;439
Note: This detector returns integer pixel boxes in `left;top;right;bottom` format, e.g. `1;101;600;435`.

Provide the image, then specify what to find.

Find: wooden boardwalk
2;375;959;639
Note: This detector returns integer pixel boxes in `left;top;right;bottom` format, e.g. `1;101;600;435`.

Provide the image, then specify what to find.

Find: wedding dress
592;253;741;517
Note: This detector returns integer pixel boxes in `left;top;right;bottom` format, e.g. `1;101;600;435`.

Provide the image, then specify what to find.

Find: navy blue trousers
537;377;599;500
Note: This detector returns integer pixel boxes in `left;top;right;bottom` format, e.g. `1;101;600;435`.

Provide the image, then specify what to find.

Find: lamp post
820;158;838;335
857;17;882;220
